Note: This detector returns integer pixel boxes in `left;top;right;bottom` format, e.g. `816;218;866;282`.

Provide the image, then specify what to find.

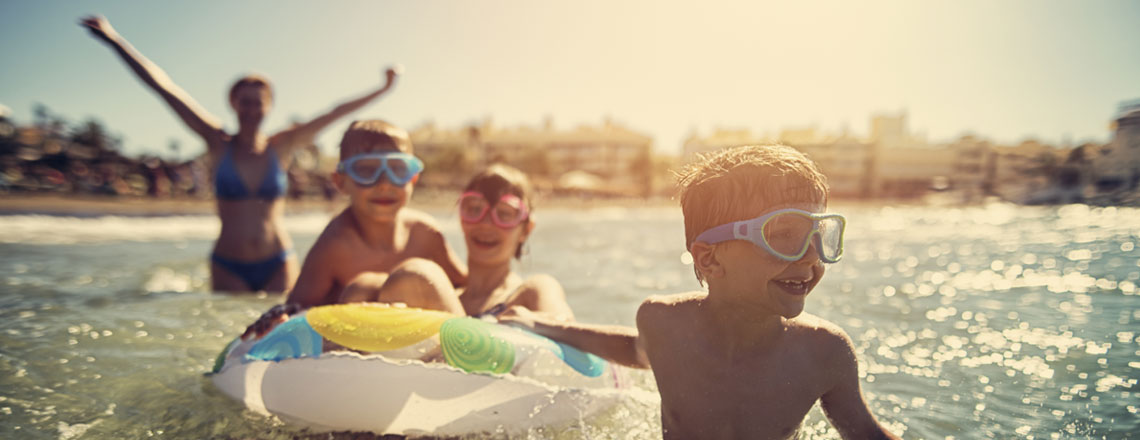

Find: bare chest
650;343;828;438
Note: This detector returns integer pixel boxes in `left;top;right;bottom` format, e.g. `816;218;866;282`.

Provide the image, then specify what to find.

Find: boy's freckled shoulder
310;211;356;253
637;292;705;334
402;208;445;234
787;313;857;358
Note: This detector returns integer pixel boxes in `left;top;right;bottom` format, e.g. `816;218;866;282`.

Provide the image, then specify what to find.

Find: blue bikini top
214;146;288;201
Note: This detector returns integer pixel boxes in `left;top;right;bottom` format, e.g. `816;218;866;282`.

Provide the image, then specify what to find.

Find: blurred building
681;112;969;199
1091;102;1140;195
410;117;653;196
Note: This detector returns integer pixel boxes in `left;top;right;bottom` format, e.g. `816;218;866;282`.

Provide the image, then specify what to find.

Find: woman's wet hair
464;164;534;259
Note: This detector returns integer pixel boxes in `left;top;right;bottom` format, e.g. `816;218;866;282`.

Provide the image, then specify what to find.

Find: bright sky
2;1;1138;160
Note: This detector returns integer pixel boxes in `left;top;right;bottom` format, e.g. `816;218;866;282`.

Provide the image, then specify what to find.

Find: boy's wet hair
464;163;533;259
677;144;829;283
338;120;413;159
228;74;273;103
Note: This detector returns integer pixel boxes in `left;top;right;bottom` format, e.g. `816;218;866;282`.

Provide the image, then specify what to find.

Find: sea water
0;202;1137;439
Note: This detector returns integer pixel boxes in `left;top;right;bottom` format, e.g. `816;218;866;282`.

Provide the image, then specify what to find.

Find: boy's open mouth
370;197;398;206
773;277;813;296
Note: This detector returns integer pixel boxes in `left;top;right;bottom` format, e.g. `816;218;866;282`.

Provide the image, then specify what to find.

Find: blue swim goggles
694;208;846;263
336;152;424;186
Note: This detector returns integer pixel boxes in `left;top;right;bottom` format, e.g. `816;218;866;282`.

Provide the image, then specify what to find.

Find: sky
1;0;1138;160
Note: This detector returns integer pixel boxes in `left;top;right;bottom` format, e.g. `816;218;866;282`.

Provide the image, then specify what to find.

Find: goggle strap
693;222;737;245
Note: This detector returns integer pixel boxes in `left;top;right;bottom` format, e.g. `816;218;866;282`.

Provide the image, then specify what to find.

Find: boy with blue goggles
694;208;845;263
336;152;424;186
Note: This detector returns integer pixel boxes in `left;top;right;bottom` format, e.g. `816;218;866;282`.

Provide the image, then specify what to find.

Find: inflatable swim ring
208;303;628;436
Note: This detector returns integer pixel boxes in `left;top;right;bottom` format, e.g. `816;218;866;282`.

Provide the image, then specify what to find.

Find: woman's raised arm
272;66;401;153
80;15;224;148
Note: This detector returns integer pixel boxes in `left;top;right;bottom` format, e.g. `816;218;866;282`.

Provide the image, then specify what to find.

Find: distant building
681;127;875;198
679;112;1002;200
409;117;653;196
1091;104;1140;194
681;128;764;163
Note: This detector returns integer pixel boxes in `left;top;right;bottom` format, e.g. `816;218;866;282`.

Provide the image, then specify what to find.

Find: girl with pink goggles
458;191;530;228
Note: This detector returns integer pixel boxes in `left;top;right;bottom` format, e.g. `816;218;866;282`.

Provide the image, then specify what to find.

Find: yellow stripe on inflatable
306;303;458;352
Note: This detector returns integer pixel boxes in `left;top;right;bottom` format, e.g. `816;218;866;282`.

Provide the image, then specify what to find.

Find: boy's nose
797;238;822;264
374;176;397;189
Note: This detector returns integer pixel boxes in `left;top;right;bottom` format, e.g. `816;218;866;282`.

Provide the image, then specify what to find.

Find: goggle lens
459;196;489;221
458;192;528;228
762;214;814;256
348;157;382;180
817;217;844;260
758;212;843;261
339;153;422;186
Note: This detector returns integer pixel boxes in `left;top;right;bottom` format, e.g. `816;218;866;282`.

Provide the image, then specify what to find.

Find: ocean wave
0;213;336;245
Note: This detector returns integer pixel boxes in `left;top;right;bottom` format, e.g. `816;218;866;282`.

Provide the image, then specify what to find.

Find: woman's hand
382;65;402;90
79;15;118;43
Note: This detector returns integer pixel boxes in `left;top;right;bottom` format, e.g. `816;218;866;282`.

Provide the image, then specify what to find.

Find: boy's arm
283;239;340;307
241;239;340;340
418;219;467;288
819;330;901;440
498;306;649;369
272;67;399;154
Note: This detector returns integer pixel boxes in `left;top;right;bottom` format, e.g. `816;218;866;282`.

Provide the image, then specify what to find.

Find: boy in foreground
242;120;466;338
503;145;899;439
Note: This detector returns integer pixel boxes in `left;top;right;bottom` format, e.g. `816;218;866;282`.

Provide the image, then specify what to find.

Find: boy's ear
331;172;348;193
690;241;725;280
410;174;420;185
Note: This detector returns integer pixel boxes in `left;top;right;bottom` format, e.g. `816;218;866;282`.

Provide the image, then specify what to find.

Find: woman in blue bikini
81;15;399;293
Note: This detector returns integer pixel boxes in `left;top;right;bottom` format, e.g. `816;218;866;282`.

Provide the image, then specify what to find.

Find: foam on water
0;212;337;245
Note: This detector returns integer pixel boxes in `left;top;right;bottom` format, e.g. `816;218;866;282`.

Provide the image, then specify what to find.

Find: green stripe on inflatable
209;337;241;375
440;317;515;374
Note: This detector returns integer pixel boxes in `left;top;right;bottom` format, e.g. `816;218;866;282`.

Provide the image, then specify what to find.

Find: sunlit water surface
0;202;1137;439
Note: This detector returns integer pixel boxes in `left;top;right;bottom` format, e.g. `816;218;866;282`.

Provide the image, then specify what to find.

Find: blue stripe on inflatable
245;315;323;362
519;330;607;378
548;339;607;378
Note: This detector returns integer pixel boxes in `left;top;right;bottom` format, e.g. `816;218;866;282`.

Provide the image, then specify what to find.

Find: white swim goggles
336;152;424;186
694;208;846;263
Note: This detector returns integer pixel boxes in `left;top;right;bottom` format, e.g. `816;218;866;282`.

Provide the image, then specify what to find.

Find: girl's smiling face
460;190;532;266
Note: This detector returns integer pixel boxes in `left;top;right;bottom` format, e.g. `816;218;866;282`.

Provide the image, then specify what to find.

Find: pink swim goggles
458;191;529;228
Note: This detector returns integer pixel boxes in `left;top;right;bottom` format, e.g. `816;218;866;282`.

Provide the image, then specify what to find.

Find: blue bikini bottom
211;250;293;292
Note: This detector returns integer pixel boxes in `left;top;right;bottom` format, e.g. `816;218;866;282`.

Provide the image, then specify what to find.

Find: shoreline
0;191;1016;218
0;192;684;217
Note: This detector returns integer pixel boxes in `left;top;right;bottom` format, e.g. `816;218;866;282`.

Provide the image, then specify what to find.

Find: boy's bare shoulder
400;207;441;228
308;209;357;255
401;208;446;237
787;312;857;359
637;291;705;329
640;291;705;309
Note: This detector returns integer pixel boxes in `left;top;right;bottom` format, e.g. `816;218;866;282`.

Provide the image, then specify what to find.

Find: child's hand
496;305;538;330
241;303;304;341
79;15;117;42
